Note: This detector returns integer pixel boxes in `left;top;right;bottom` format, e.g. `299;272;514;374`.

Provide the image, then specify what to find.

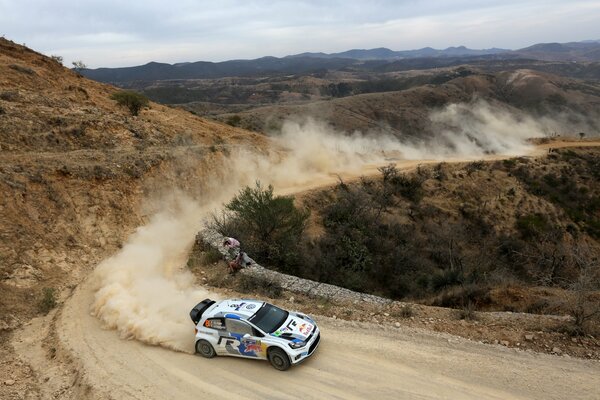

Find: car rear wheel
268;347;290;371
195;340;216;358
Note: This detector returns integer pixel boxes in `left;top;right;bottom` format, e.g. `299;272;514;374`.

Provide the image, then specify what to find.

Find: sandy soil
10;139;600;400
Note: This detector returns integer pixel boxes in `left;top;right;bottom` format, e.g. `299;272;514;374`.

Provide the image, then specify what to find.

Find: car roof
208;299;266;320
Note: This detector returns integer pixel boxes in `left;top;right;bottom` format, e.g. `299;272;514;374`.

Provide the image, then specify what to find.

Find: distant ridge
80;40;600;83
286;46;508;60
514;41;600;61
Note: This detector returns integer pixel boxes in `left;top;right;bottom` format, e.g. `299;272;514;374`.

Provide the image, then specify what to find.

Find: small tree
72;60;87;72
579;132;586;139
110;90;150;116
564;248;600;334
50;55;63;65
215;182;309;272
39;287;57;313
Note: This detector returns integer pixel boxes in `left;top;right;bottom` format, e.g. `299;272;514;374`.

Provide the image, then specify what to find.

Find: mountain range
81;40;600;83
286;45;508;60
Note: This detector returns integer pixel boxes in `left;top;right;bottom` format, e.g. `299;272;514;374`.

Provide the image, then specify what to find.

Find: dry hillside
1;38;599;400
0;37;268;336
213;69;600;137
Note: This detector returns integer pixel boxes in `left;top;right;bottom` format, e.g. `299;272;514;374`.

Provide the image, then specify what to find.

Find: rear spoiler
190;299;216;324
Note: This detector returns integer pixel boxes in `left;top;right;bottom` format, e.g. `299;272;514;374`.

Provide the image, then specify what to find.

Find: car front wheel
268;347;291;371
195;340;216;358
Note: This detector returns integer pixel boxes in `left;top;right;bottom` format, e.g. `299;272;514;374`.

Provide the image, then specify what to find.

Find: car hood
270;313;315;341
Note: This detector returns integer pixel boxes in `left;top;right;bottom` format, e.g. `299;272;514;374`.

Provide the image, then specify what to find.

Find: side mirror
243;333;251;339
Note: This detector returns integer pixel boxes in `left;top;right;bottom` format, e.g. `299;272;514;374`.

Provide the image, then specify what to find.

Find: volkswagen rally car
190;298;320;371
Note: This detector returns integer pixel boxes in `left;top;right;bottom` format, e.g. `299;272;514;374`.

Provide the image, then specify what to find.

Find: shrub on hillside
393;174;425;203
226;115;241;127
516;213;550;239
213;182;309;273
50;55;63;65
110;90;150;116
9;64;35;75
39;287;57;313
377;163;424;202
563;251;600;335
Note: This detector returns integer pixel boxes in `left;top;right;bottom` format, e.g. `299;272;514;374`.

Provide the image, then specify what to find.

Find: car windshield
249;303;289;333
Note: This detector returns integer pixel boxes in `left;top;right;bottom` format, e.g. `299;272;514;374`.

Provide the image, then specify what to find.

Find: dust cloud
91;196;214;353
89;100;561;352
261;99;556;166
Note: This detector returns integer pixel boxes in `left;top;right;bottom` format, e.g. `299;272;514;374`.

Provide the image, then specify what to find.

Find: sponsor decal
285;320;297;330
204;318;225;330
242;338;263;354
246;304;256;310
272;326;291;337
298;323;313;336
218;333;265;358
218;335;241;355
229;302;247;311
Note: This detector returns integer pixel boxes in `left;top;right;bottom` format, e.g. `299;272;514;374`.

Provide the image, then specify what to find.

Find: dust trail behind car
90;196;215;352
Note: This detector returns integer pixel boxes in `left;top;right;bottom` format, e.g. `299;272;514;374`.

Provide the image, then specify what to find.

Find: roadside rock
4;379;16;386
0;314;21;331
200;229;393;305
525;334;534;341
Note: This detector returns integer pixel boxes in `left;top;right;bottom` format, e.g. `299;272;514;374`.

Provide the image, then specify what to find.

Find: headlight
288;341;306;349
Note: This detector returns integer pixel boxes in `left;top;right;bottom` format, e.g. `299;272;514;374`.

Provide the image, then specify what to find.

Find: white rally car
190;298;320;371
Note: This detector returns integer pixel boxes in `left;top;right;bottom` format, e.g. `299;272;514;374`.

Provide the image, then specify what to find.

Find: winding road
28;140;600;399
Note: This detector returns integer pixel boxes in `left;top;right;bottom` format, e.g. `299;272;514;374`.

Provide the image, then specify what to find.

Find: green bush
110;90;149;116
502;158;517;169
226;115;241;127
399;305;414;318
392;174;424;203
203;247;223;264
39;287;57;313
466;160;485;175
215;182;309;273
430;268;464;291
457;301;477;320
516;213;550;239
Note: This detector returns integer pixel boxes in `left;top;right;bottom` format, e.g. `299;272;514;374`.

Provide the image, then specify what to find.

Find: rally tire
268;347;291;371
196;340;216;358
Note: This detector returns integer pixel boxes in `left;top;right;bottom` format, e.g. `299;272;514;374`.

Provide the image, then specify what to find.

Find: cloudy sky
1;0;600;68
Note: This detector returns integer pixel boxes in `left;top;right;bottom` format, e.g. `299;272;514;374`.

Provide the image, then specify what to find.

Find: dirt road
15;140;600;400
50;278;598;400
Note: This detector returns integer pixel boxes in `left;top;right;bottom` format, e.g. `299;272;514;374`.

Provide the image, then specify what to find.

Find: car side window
204;318;225;330
225;318;254;336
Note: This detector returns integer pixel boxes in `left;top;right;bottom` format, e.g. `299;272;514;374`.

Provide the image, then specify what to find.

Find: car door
219;318;267;359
